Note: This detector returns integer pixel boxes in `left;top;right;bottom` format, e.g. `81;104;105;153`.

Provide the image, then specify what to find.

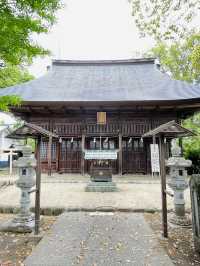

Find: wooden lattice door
122;138;147;174
40;140;57;173
59;139;81;173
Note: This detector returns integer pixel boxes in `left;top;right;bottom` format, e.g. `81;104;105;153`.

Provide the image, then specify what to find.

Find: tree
152;36;200;173
149;35;200;173
152;34;200;82
0;95;21;112
0;0;61;111
130;0;200;80
131;0;200;42
0;0;61;65
130;1;200;173
182;113;200;174
0;64;33;111
0;64;34;88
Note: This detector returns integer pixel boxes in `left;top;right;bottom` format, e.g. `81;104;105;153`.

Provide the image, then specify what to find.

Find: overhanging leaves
0;0;62;64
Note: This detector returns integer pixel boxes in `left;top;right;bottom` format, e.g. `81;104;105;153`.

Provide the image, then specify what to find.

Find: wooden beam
80;106;85;112
44;106;53;114
35;136;41;235
159;135;168;238
30;106;47;114
61;106;70;115
118;133;122;176
47;136;52;176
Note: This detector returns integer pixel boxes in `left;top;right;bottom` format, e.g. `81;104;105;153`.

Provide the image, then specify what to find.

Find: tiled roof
0;59;199;103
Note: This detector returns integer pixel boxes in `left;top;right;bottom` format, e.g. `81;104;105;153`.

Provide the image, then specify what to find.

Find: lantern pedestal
169;213;191;227
0;214;35;233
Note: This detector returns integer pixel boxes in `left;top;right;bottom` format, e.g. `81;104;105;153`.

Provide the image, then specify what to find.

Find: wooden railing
54;123;82;135
52;122;152;136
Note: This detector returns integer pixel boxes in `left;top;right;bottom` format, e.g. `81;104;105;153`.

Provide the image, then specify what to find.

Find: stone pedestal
0;145;36;233
0;214;35;233
85;181;118;192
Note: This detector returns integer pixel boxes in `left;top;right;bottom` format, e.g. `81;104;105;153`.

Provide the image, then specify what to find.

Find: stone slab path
25;212;173;266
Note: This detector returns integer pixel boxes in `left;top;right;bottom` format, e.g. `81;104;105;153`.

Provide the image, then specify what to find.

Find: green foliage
0;0;62;65
27;138;36;152
0;95;21;112
130;0;200;82
0;0;62;111
151;34;200;172
0;64;33;111
152;34;200;82
0;64;34;88
131;0;200;42
182;113;200;174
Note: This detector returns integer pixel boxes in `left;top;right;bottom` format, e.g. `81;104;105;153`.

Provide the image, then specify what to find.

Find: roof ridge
52;58;155;66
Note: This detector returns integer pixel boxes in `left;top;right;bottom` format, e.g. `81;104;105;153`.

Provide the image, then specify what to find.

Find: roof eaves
142;120;196;138
7;122;59;139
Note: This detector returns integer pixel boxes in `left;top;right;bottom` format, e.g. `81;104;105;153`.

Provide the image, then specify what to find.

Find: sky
29;0;154;77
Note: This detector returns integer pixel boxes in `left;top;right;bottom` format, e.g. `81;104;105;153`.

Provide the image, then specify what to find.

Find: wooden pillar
159;135;168;238
35;136;41;235
47;136;52;176
56;141;61;172
81;134;85;175
151;135;156;177
118;133;122;176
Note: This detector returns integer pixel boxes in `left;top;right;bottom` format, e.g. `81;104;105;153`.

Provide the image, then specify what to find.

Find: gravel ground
0;182;191;212
0;214;56;266
144;212;200;266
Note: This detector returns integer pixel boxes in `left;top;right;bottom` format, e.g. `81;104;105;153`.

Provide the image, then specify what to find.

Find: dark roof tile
0;59;199;102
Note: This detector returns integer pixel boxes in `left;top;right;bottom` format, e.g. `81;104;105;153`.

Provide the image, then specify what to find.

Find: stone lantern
166;139;192;226
0;145;36;233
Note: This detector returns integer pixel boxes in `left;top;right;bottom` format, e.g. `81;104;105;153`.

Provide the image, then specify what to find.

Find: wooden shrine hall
1;58;200;175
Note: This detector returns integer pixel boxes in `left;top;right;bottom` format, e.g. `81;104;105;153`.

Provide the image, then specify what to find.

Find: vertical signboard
150;144;160;173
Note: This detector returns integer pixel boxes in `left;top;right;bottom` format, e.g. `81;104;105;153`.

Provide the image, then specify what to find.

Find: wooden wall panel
28;109;178;174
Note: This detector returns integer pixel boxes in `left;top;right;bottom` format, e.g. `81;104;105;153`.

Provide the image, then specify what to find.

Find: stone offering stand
84;150;118;192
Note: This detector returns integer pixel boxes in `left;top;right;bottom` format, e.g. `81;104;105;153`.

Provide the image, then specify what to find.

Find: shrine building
1;58;200;174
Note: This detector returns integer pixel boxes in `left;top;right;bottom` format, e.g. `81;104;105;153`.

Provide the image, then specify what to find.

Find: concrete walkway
0;180;191;212
24;212;173;266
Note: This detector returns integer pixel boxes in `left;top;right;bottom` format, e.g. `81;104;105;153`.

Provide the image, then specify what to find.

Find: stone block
85;181;118;192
